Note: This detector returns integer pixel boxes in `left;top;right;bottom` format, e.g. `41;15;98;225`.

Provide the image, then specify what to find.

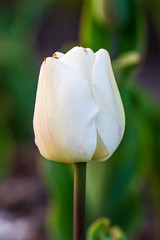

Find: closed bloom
33;47;125;163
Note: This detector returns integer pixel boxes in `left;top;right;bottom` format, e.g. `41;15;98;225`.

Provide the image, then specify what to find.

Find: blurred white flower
33;47;125;163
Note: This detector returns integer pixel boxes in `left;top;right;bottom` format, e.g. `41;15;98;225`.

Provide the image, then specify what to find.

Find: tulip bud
33;46;125;163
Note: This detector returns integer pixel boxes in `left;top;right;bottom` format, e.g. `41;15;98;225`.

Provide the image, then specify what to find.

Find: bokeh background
0;0;160;239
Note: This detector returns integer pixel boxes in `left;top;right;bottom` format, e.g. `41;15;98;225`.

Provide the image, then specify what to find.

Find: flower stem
74;162;86;240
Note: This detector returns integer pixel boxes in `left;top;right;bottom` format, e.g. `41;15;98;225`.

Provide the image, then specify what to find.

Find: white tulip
33;47;125;163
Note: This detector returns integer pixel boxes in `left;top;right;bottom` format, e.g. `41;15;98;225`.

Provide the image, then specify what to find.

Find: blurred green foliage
80;0;146;56
0;0;51;178
0;0;160;240
87;218;127;240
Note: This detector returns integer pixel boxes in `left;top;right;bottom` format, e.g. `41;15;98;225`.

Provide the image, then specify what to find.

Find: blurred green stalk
74;162;87;240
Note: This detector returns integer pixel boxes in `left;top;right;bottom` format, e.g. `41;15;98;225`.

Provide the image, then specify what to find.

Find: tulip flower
33;46;125;163
33;46;125;240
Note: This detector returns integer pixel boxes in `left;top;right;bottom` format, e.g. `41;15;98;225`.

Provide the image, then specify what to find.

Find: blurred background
0;0;160;239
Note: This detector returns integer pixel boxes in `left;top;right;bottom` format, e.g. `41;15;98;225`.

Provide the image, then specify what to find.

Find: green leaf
87;218;127;240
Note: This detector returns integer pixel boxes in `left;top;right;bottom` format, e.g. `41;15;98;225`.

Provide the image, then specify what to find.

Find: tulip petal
60;46;94;85
92;49;125;159
92;132;109;161
52;51;64;59
33;57;99;163
86;48;95;65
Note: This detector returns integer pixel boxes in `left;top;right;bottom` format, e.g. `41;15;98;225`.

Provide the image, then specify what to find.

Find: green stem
74;162;87;240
